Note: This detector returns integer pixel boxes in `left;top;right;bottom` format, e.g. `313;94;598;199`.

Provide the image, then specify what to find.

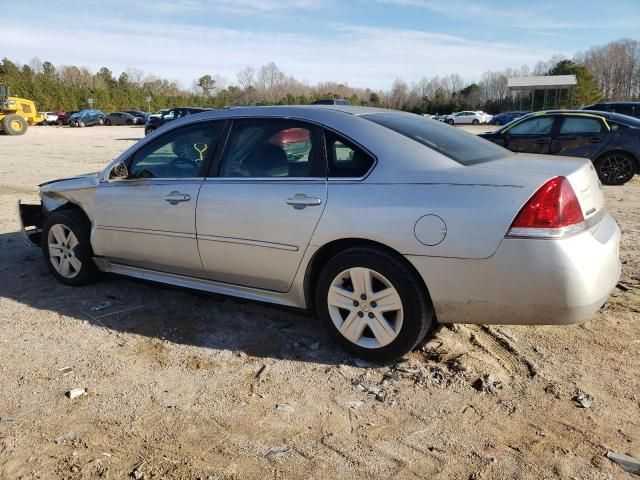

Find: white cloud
1;14;558;90
378;0;640;32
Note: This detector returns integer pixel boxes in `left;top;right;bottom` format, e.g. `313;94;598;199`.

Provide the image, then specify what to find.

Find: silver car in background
18;106;621;361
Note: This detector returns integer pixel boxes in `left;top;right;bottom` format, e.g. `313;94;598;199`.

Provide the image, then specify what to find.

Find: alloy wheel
327;267;404;349
598;153;634;184
47;224;82;279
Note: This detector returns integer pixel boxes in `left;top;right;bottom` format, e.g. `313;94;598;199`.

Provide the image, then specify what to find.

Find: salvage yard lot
0;125;638;479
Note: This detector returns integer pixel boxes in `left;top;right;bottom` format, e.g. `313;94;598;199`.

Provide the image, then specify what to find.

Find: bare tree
125;67;145;86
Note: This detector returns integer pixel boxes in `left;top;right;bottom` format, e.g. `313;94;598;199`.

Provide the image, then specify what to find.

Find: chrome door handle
163;191;191;205
286;194;322;209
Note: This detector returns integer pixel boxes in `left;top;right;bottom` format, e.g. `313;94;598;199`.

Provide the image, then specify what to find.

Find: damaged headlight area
18;200;44;246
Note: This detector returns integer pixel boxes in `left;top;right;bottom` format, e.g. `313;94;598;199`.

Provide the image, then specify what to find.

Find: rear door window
218;119;323;178
559;116;604;134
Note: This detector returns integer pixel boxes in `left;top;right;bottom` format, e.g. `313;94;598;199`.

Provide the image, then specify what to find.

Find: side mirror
108;161;129;180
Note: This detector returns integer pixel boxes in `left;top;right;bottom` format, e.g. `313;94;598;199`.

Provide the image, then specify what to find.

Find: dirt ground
0;125;638;479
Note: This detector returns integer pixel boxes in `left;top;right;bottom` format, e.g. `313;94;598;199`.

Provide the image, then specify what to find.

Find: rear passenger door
196;118;327;292
551;115;609;158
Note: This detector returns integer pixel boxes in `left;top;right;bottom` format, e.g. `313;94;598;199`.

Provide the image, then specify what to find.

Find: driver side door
92;120;226;276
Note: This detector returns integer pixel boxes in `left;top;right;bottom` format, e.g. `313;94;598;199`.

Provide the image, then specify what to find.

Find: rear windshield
362;112;510;165
606;112;640;127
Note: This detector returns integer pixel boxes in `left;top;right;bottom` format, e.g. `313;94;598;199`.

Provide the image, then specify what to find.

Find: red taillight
508;176;585;238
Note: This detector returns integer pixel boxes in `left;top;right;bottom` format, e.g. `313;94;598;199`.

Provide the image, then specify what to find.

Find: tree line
1;38;638;115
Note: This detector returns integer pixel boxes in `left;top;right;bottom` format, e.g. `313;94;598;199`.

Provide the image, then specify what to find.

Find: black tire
315;246;434;362
126;119;133;125
594;152;637;185
472;119;480;125
493;120;502;126
2;114;28;135
446;119;454;125
42;209;99;286
104;119;111;126
145;127;155;135
57;120;64;126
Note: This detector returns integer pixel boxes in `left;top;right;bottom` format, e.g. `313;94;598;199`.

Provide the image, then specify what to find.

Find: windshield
362;112;511;165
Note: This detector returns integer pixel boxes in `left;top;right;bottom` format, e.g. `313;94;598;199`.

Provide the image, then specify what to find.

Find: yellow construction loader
0;84;44;135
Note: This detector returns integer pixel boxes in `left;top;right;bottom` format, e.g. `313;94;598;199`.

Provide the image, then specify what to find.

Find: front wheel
2;114;28;135
42;210;99;286
104;119;112;126
595;152;637;185
446;119;454;125
315;247;434;362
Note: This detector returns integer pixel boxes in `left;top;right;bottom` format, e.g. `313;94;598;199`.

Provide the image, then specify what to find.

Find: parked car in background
581;102;640;118
479;110;640;185
144;107;210;135
311;99;350;105
443;111;492;125
56;111;79;126
39;112;60;126
124;110;148;124
19;106;620;361
68;109;105;128
104;112;136;126
489;111;530;126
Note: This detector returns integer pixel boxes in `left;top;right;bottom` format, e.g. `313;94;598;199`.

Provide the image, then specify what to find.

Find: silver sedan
19;106;621;361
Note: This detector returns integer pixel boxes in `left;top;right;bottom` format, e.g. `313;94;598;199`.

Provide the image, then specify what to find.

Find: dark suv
480;110;640;185
582;102;640;118
145;107;210;135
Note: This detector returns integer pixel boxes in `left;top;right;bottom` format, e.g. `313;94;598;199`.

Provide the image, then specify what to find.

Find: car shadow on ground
0;231;350;366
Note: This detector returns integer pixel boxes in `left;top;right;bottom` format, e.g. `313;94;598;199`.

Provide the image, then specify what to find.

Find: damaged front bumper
17;200;44;246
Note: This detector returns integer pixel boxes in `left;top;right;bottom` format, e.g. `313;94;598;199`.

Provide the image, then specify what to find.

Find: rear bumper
408;212;621;325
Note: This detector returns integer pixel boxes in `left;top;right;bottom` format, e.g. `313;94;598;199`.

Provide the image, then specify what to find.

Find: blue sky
2;0;639;90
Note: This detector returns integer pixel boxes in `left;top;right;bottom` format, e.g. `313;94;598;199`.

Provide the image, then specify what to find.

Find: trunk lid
473;153;605;222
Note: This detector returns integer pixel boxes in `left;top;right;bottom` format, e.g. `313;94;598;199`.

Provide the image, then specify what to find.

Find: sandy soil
0;125;638;479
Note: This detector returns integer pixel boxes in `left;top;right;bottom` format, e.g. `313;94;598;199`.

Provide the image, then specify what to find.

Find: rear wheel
493;120;502;126
595;152;637;185
145;126;155;135
104;119;112;126
472;119;480;125
42;210;99;286
2;114;28;135
315;247;434;362
126;119;133;125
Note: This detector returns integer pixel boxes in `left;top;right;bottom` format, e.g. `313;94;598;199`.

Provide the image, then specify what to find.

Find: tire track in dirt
469;326;537;380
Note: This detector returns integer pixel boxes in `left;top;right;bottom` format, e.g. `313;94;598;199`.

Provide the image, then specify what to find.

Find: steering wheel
170;157;198;168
